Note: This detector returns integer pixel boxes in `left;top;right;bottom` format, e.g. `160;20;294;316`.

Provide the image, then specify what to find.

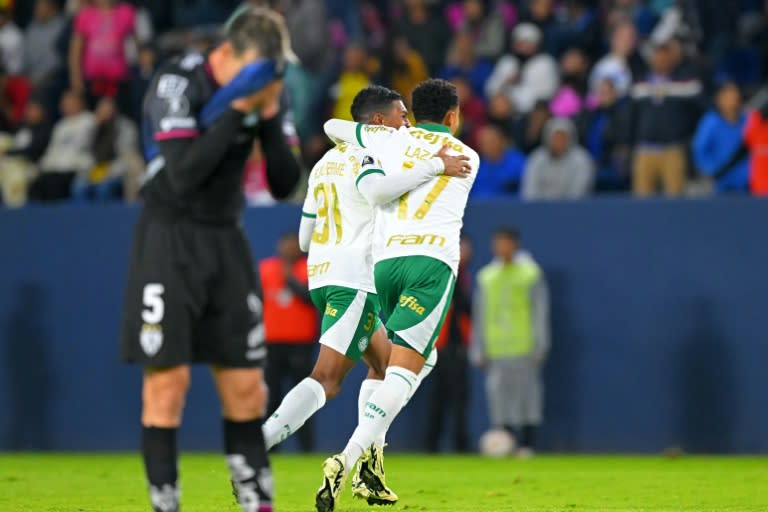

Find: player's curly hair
411;79;459;125
350;86;403;123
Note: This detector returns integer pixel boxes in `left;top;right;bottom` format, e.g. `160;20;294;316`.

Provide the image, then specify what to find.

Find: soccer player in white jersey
315;79;480;512
261;86;471;508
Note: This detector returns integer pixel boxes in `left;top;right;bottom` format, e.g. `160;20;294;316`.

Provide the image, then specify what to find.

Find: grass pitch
0;453;766;511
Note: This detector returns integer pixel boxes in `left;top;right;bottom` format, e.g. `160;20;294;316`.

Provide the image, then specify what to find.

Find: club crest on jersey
140;323;163;356
357;336;370;353
399;295;426;315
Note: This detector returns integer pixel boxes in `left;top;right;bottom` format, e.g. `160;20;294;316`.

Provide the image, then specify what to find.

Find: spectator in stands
331;43;373;122
486;93;516;138
0;99;52;207
451;74;486;149
553;0;602;59
385;36;428;109
426;234;473;453
712;103;768;196
395;0;451;75
28;90;94;201
440;31;493;98
485;22;559;114
471;226;550;458
522;117;594;200
630;38;704;197
69;0;136;113
550;47;590;118
473;124;526;198
452;0;506;61
515;99;552;155
576;77;633;191
71;96;139;202
692;82;749;193
0;64;30;131
589;19;646;99
260;233;318;453
0;5;21;76
129;43;157;123
520;0;559;56
22;0;65;89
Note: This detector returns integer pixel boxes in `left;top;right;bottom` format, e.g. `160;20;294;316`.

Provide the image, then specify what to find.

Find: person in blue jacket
692;81;749;192
472;123;527;198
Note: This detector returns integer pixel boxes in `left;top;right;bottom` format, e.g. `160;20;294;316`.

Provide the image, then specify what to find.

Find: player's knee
366;364;386;381
223;377;267;420
309;370;344;400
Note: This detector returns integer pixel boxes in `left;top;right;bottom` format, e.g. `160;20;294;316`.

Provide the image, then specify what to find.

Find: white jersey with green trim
301;143;377;293
325;121;480;274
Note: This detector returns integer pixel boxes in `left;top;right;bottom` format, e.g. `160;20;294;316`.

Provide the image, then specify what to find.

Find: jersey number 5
313;183;343;245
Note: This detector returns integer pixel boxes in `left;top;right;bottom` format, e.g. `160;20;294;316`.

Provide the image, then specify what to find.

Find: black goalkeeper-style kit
120;53;301;368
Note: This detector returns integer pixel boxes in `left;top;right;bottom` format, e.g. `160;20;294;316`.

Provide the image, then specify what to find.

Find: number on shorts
141;284;165;324
312;183;343;245
397;176;451;220
363;312;376;332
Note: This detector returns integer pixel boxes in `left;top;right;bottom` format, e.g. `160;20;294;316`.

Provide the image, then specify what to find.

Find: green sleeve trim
355;168;385;188
355;122;366;148
301;211;317;219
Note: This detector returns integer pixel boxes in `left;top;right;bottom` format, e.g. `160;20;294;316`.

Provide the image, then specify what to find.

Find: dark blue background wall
1;199;766;453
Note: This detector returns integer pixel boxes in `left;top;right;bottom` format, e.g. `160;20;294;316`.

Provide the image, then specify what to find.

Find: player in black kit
120;7;301;512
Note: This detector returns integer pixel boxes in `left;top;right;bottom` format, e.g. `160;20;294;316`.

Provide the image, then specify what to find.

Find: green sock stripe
390;371;414;392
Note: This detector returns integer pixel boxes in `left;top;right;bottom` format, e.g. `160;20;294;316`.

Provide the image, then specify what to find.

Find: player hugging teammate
120;7;301;512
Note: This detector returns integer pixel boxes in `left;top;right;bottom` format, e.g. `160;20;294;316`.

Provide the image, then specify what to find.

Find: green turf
0;453;766;511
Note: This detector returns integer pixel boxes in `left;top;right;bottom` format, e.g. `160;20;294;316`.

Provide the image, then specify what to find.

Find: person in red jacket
425;235;473;452
714;105;768;196
259;232;318;452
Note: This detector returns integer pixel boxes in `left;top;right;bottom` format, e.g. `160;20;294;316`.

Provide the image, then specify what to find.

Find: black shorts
120;211;265;368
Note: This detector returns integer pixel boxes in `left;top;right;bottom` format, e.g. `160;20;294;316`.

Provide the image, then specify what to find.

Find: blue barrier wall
1;199;767;453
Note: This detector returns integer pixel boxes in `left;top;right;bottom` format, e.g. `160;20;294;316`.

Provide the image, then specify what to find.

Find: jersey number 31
313;183;343;245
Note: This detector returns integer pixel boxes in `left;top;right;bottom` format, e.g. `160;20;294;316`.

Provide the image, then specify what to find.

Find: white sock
342;367;418;468
358;379;385;448
406;349;438;403
262;377;326;450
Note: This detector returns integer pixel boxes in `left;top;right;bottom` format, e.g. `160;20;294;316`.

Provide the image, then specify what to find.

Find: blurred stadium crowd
2;0;768;206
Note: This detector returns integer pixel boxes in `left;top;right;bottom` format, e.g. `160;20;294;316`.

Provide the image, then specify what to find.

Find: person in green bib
470;226;550;458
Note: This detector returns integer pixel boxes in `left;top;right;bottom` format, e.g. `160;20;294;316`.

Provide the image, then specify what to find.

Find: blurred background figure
259;232;318;452
425;234;473;453
21;0;65;90
522;117;594;200
692;81;749;194
471;226;550;458
331;43;374;122
28;89;93;202
0;3;21;76
473;123;525;199
70;96;140;202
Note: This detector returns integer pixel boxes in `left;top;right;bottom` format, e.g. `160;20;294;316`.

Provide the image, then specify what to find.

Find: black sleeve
157;109;245;196
285;274;312;304
257;113;302;200
713;143;749;180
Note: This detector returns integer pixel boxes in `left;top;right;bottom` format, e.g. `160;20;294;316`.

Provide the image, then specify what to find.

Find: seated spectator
385;36;428;109
514;99;552;155
69;0;136;113
449;0;507;60
522;117;594;200
630;38;704;197
331;43;374;122
549;47;590;118
22;0;65;88
553;0;601;59
0;64;30;131
395;0;451;75
589;19;646;99
485;22;559;114
440;31;494;98
28;90;94;202
486;93;516;138
0;99;52;207
0;5;21;75
692;82;748;193
576;78;632;191
71;96;139;202
451;75;486;148
473;124;526;198
520;0;559;56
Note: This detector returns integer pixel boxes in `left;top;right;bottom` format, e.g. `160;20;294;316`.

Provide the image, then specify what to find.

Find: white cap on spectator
513;23;542;45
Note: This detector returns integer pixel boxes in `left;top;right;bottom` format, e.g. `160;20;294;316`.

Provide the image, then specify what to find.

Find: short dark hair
226;7;294;65
411;79;459;124
493;226;520;242
350;86;403;123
